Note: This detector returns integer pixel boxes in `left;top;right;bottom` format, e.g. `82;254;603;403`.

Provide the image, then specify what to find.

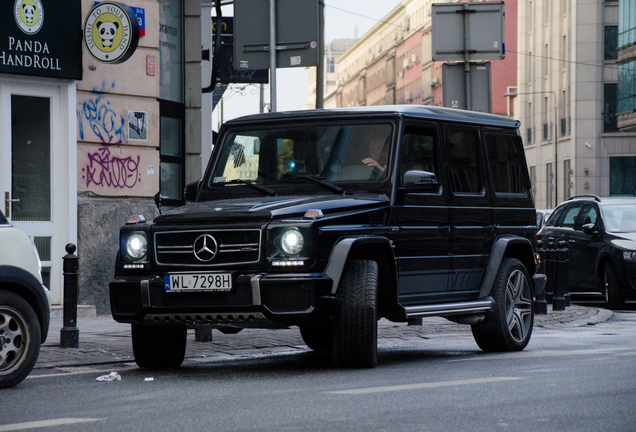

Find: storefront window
158;0;184;103
610;157;636;196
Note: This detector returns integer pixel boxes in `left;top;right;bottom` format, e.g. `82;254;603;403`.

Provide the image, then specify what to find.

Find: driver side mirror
582;223;597;235
403;170;438;189
184;179;202;204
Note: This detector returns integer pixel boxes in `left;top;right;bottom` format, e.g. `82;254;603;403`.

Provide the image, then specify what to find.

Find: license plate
164;273;233;292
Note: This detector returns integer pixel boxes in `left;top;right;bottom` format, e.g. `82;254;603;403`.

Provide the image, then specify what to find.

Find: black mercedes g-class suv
110;106;546;368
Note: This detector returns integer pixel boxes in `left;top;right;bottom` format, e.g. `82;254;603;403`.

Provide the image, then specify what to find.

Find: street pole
269;0;277;112
462;3;472;111
316;0;325;109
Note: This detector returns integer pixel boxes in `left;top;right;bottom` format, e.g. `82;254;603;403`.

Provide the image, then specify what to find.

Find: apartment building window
560;89;567;136
546;162;553;209
618;61;636;115
604;83;618;132
610;157;636;196
604;26;618;60
327;57;335;73
564;159;572;200
542;97;549;141
530;165;537;197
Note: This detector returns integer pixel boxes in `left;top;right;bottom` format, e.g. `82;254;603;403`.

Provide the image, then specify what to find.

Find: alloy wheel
505;270;533;343
0;306;31;376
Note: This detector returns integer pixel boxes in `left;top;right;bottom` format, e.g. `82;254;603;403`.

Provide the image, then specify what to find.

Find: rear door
568;203;601;288
441;124;493;293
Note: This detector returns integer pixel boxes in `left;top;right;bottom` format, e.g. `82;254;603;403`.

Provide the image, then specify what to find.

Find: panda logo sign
83;2;139;64
14;0;44;35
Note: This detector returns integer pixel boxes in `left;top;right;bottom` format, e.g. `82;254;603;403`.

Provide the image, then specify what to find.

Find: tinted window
557;204;584;228
485;133;525;194
545;206;566;227
399;128;437;187
444;127;482;194
577;205;598;230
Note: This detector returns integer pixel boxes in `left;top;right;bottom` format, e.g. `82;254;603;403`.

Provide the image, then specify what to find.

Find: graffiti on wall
77;95;129;144
82;147;141;189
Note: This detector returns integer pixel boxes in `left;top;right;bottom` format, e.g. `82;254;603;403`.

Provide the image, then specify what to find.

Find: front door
396;122;452;304
0;83;61;303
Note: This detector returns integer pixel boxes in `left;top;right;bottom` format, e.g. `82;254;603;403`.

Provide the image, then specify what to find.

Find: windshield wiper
221;179;277;196
279;175;344;195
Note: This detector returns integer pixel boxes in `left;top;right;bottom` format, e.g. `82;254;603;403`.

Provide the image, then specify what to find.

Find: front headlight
126;232;147;260
623;251;636;261
280;228;304;256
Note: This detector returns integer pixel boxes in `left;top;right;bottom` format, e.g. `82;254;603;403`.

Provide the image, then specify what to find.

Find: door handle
4;192;19;218
438;226;450;233
568;239;575;243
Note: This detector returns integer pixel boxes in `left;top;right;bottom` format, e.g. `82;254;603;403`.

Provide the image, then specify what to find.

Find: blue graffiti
76;95;128;144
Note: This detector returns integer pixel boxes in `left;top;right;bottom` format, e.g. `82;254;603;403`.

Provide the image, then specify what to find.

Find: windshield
601;204;636;233
208;123;393;189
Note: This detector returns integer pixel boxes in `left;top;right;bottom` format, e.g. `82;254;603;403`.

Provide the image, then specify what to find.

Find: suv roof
225;105;520;129
566;195;636;205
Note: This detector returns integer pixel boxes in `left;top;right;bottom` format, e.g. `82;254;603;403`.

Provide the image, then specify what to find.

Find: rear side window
485;133;525;194
444;126;482;194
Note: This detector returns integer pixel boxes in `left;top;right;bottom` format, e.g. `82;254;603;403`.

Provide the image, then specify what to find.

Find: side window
545;206;565;227
444;126;482;194
399;127;437;187
577;205;598;230
485;133;526;194
557;204;584;228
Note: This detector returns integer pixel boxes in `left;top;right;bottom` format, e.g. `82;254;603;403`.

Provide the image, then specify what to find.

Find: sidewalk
36;305;613;369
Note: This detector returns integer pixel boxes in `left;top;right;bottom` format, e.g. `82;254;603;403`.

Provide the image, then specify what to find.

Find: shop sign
84;2;140;64
0;0;82;79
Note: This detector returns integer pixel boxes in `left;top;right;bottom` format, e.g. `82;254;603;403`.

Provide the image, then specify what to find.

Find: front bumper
110;272;334;328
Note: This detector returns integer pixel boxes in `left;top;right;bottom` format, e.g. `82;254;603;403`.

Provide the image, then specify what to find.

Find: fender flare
0;265;50;343
324;236;397;296
478;236;536;299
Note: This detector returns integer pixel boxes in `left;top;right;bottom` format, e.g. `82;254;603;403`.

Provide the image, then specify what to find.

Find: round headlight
280;229;304;255
126;233;147;260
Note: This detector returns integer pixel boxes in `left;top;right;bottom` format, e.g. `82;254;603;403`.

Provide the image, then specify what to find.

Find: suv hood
153;194;390;224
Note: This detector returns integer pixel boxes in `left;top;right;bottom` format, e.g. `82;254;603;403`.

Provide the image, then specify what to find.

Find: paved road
2;310;635;432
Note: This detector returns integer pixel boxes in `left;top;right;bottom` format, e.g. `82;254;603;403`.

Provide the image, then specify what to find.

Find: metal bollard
534;240;548;315
60;243;79;348
553;240;568;311
545;241;556;304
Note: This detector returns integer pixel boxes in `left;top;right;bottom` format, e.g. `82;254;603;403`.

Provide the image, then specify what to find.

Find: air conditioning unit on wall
398;71;404;78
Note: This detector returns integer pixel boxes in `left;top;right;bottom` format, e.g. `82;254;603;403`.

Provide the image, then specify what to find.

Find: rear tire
472;258;534;352
603;262;625;310
332;259;378;368
299;323;332;351
0;290;41;389
131;324;187;368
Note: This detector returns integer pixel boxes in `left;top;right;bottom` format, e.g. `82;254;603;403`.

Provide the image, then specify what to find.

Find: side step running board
405;298;494;319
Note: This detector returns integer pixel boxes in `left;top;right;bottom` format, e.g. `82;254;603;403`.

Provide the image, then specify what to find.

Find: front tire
332;259;378;368
603;262;625;310
472;258;534;352
0;290;41;389
131;324;187;368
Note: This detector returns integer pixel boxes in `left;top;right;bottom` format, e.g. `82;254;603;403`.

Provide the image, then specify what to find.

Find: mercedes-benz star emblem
193;234;218;262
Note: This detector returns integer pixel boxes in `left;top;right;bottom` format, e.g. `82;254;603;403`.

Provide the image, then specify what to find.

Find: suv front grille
155;229;261;267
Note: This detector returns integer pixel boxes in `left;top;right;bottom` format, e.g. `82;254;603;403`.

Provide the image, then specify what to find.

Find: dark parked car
538;195;636;309
536;209;553;229
110;106;545;369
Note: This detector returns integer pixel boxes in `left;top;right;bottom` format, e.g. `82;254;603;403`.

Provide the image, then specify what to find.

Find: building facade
333;0;518;117
516;0;636;209
615;0;636;195
0;0;203;313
